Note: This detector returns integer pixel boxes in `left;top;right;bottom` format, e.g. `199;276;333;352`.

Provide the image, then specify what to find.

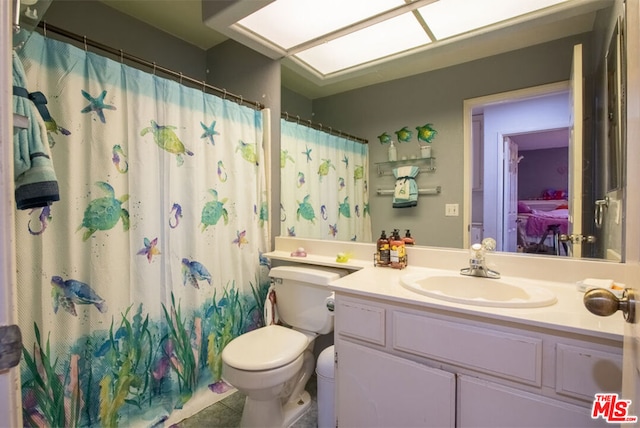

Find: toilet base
240;391;311;428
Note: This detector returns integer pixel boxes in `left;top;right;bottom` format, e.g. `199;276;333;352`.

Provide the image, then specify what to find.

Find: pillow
518;201;532;213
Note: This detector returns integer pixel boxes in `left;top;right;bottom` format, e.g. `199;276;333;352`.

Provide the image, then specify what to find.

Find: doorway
462;81;572;252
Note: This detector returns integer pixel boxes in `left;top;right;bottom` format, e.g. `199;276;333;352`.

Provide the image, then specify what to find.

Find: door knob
583;288;636;323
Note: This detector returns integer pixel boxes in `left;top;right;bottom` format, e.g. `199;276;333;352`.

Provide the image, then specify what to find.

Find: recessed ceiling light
238;0;405;50
418;0;568;40
294;12;431;75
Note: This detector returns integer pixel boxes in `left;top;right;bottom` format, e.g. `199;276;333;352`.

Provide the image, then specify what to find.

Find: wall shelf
375;157;436;176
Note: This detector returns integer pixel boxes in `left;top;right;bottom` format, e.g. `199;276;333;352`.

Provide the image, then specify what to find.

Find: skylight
236;0;569;76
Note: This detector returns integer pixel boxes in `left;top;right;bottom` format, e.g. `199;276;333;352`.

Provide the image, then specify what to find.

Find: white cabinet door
336;340;455;428
457;375;606;428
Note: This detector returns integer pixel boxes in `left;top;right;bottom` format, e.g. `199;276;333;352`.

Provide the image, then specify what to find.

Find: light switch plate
445;204;459;216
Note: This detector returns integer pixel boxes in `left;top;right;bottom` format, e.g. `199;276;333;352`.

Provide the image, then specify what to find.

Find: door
568;43;584;258
502;137;518;252
623;0;640;414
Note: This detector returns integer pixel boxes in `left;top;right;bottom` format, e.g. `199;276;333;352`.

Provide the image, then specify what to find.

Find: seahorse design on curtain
15;32;270;427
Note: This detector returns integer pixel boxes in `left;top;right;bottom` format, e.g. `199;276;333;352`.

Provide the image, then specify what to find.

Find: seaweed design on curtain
15;33;271;427
280;120;371;242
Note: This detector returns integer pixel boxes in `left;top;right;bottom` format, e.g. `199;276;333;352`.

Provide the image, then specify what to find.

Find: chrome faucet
460;238;501;279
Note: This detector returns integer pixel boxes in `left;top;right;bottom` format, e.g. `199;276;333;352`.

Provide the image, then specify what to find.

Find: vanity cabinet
334;294;622;428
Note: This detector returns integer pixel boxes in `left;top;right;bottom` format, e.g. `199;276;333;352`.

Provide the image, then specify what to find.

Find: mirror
280;1;625;261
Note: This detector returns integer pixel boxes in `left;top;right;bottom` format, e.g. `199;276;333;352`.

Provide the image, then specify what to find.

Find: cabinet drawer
393;312;542;386
337;300;385;345
556;343;622;401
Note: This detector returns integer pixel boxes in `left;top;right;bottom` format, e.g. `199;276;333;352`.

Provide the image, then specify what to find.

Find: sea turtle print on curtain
15;32;270;427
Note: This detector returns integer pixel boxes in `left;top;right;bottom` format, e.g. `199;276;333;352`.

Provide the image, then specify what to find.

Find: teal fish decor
377;132;392;145
395;126;413;143
416;123;438;143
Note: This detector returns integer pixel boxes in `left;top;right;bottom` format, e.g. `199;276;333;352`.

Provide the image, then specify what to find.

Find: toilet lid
222;325;309;371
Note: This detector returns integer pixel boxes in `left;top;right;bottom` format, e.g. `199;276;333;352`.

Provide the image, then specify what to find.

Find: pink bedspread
523;209;569;236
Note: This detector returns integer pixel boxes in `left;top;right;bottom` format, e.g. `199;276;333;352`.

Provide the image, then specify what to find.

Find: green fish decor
395;126;413;143
416;123;438;144
377;132;392;145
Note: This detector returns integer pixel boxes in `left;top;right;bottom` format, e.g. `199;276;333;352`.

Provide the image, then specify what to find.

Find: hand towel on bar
13;51;60;210
392;166;419;208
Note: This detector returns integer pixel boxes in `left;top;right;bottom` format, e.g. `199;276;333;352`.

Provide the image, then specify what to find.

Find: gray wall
43;0;206;80
311;34;591;248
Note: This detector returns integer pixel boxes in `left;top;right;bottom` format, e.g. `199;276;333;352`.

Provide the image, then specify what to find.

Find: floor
175;375;319;428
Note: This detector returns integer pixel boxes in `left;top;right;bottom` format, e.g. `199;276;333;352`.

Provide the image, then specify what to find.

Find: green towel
392;166;419;208
13;51;60;210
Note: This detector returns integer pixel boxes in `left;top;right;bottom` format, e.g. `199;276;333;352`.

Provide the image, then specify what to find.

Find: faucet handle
481;237;496;252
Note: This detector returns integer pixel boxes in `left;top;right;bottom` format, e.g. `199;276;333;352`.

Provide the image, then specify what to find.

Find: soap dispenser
388;141;397;162
403;229;415;245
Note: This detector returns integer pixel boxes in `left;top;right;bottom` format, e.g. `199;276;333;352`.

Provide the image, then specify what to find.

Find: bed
517;199;569;255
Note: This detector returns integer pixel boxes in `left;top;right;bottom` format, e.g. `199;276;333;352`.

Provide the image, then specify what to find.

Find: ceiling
100;0;612;99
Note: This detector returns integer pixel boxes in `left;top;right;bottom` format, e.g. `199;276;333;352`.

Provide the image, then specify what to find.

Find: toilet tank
269;265;347;334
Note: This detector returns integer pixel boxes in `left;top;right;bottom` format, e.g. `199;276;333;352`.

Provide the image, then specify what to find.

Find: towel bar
376;186;441;195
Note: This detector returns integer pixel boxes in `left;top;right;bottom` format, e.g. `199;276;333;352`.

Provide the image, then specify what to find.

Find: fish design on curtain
15;33;270;427
280;120;371;242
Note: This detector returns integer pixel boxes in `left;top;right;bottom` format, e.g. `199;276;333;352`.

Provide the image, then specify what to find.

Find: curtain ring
119;49;124;63
296;115;300;125
179;72;183;84
318;123;322;130
239;95;243;105
83;36;88;51
284;112;289;120
152;62;156;75
43;21;47;38
202;80;206;93
255;100;261;109
223;89;227;100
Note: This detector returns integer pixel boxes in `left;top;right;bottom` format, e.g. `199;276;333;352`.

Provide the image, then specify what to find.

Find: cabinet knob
583;288;636;323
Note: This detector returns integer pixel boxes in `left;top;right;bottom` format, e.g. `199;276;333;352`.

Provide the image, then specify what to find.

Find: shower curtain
280;120;371;242
15;33;270;427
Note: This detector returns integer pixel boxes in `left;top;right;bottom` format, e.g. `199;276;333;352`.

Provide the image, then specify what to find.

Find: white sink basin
400;271;557;308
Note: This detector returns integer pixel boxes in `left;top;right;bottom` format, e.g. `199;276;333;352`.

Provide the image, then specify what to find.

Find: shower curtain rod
281;112;368;144
35;22;264;111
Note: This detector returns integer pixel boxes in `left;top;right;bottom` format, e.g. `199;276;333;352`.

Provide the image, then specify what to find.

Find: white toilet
221;265;346;428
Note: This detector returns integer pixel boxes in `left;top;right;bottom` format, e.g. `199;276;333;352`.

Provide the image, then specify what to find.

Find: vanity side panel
555;343;623;401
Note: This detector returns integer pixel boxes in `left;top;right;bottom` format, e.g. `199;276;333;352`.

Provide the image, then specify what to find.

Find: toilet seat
222;325;309;371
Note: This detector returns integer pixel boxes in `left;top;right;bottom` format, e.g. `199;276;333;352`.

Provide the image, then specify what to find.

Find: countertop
329;264;625;342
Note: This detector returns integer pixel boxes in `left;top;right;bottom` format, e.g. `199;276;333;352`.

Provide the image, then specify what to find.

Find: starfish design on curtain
200;120;220;145
80;89;116;123
302;146;312;162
